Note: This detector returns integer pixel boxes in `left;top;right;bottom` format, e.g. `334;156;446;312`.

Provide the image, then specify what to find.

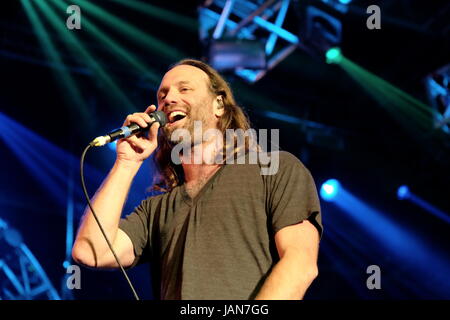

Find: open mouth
168;111;187;124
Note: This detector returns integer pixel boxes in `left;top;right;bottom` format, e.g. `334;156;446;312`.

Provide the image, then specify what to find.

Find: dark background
1;0;449;299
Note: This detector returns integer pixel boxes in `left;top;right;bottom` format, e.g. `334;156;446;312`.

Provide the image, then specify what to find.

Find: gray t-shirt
119;151;322;300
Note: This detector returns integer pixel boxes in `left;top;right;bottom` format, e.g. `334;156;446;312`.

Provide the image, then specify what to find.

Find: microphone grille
151;110;168;127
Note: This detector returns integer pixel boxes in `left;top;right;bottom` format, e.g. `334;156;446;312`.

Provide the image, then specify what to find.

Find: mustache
165;103;191;114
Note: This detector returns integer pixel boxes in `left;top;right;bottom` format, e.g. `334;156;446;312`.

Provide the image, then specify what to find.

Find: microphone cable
80;144;140;300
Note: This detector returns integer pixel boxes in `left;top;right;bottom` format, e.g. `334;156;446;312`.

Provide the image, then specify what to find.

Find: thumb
148;122;160;142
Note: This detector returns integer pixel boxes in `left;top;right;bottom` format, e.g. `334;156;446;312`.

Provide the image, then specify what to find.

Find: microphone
90;110;168;147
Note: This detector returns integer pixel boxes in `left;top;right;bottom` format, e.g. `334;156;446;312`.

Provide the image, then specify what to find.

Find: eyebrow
157;80;192;97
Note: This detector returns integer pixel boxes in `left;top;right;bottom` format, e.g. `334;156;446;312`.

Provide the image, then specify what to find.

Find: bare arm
72;105;159;269
255;220;320;300
72;161;140;268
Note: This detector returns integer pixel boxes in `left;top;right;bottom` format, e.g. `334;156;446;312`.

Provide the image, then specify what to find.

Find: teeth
169;111;187;122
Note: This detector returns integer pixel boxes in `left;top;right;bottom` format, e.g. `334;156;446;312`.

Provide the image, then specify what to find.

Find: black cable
80;144;140;300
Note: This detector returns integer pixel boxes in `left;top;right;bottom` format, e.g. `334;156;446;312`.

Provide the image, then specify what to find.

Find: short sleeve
119;198;152;267
266;151;323;238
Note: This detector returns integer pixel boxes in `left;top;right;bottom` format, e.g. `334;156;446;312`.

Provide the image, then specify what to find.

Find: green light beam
108;0;197;34
53;0;161;85
341;57;433;115
335;55;436;133
71;0;182;62
345;67;432;134
21;0;91;127
35;0;136;112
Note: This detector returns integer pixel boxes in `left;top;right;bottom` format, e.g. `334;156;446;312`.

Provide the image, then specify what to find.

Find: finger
126;135;149;151
124;113;149;128
148;122;160;141
133;110;153;126
145;105;157;114
141;112;152;124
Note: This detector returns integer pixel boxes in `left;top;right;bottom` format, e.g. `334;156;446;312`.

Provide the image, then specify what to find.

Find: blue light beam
0;112;104;208
330;184;450;296
397;185;450;224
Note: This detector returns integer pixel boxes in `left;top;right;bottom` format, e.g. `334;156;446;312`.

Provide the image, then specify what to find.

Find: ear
213;95;225;117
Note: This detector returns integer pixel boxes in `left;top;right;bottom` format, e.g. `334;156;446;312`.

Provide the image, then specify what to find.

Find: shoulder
226;150;310;178
135;190;172;212
258;150;309;176
277;151;303;166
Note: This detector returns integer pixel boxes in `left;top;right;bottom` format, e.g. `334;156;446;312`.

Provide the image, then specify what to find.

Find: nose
161;88;180;110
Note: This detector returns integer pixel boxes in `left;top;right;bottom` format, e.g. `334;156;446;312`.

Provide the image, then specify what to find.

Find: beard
162;103;214;147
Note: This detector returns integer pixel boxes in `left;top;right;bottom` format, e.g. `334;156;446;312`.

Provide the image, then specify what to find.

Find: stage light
208;40;266;72
320;178;340;201
425;64;450;134
326;47;342;64
397;185;410;200
199;1;299;82
301;4;343;62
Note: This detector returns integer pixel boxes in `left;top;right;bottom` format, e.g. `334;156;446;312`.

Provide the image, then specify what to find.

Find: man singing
72;59;323;300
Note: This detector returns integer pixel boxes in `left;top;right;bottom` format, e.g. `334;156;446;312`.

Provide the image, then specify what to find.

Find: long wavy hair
153;59;252;192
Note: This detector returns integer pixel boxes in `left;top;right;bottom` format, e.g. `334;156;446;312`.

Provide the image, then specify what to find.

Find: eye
180;87;190;92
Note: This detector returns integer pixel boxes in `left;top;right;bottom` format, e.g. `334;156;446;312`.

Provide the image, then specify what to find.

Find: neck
181;138;221;183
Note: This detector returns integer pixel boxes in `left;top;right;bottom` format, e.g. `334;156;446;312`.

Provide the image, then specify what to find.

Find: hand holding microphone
90;105;168;164
91;105;167;146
